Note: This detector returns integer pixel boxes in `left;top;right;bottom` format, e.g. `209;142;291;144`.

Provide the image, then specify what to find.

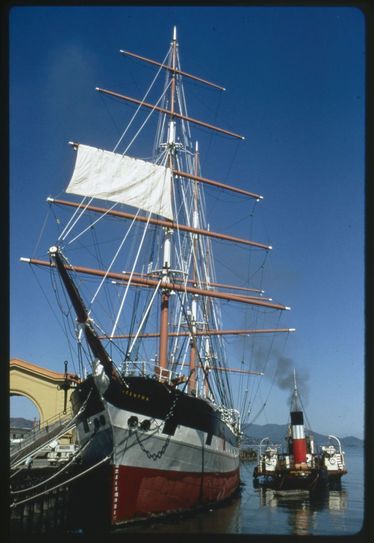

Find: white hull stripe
77;404;239;474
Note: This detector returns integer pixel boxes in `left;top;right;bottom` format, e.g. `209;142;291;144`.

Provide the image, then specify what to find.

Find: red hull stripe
111;464;240;524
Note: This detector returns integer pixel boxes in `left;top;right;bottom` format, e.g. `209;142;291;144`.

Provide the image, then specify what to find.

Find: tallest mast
159;27;178;371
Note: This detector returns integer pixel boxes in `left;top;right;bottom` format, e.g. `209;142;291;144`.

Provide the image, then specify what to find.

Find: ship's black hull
71;374;240;447
69;374;241;525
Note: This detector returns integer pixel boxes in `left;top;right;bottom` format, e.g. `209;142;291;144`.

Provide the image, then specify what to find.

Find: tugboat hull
253;374;347;494
253;467;328;492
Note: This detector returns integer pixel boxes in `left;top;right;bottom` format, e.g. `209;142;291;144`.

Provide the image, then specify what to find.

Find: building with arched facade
10;358;79;425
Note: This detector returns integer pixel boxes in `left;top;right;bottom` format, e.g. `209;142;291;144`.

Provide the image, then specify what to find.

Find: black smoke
252;347;310;407
274;355;309;408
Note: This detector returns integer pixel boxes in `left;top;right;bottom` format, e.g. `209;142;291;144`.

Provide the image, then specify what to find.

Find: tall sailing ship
19;28;294;527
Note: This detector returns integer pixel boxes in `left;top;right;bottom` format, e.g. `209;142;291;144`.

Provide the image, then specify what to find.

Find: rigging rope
10;455;111;509
67;201;122;246
59;196;96;243
11;390;92;469
110;211;153;337
122;80;172;156
10;439;92;496
127;279;162;356
113;45;172;154
32;206;52;259
89;209;140;307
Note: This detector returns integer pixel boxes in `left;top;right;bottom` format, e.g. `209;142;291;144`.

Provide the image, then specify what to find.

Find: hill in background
10;417;35;429
241;423;363;449
10;417;363;448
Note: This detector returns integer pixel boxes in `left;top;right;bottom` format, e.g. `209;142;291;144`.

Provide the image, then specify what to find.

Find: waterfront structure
10;358;79;425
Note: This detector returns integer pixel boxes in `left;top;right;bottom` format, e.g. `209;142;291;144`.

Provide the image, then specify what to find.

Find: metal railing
10;408;75;465
122;359;185;386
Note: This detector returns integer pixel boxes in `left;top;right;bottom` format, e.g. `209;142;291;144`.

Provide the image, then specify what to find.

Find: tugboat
253;371;347;491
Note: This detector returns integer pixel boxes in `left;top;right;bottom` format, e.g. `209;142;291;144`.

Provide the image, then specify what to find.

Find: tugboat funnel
290;410;307;464
290;371;307;463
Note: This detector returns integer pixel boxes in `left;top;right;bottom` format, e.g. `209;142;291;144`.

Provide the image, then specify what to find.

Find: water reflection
256;487;347;535
113;493;242;534
111;458;356;535
11;451;361;536
114;483;348;535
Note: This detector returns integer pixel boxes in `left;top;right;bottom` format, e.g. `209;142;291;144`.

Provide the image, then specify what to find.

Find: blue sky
9;6;365;439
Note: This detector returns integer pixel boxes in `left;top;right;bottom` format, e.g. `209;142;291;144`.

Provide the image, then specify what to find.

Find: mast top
173;26;177;42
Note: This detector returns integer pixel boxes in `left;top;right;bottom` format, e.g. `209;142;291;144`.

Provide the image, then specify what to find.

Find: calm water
115;446;364;536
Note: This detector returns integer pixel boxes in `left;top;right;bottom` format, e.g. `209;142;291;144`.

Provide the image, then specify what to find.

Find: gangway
10;409;76;468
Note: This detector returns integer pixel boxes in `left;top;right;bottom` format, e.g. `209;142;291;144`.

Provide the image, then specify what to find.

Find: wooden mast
20;257;290;310
22;30;295;392
173;169;263;200
95;87;244;140
99;328;296;340
188;141;199;394
112;271;264;294
47;247;119;383
120;49;226;91
48;198;272;250
159;27;177;371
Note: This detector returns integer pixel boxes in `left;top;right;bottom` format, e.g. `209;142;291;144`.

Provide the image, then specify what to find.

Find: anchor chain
135;432;171;461
134;393;178;461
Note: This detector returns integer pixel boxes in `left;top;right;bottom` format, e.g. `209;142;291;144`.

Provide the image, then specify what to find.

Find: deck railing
122;359;185;386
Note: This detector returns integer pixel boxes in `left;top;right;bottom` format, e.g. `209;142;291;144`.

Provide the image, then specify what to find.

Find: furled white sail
66;144;174;220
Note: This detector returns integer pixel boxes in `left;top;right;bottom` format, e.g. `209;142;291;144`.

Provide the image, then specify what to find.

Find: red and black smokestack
289;369;307;464
290;409;307;463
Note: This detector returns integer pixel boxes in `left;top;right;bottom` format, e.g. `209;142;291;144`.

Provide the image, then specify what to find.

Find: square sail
66;144;174;220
